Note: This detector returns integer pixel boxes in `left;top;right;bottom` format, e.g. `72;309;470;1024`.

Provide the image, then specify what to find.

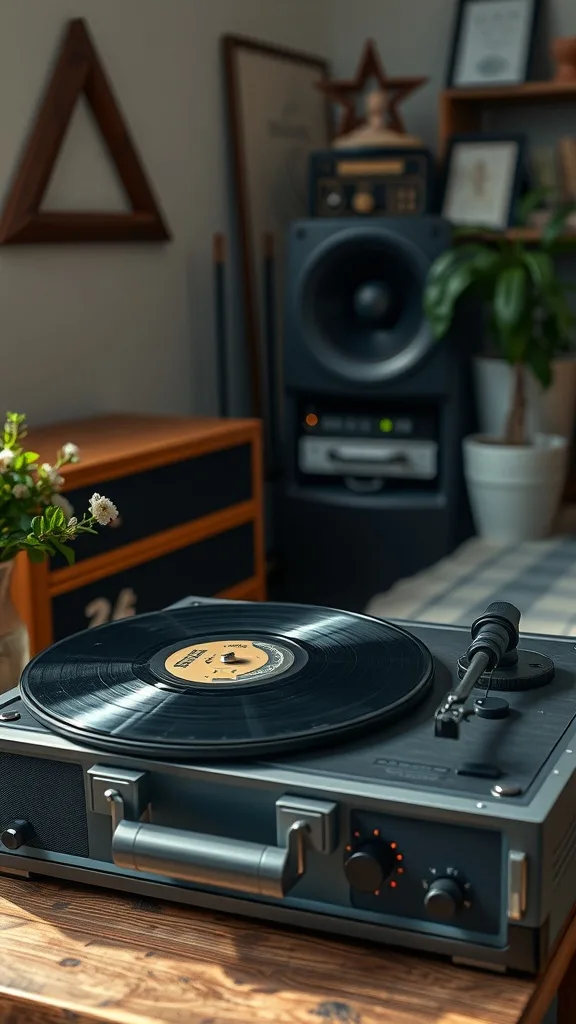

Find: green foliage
423;194;576;393
0;412;116;564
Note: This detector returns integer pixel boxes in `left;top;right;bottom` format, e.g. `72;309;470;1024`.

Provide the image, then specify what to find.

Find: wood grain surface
0;876;542;1024
23;414;261;489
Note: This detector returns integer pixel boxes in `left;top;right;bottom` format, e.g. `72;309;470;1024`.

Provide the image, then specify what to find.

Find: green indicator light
379;418;393;433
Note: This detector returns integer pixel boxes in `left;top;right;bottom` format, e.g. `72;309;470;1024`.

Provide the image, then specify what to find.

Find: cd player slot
298;437;438;480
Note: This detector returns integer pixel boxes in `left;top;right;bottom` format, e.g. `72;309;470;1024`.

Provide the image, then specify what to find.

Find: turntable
0;595;575;975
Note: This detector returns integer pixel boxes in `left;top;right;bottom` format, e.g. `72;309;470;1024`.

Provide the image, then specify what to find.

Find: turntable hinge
507;850;528;921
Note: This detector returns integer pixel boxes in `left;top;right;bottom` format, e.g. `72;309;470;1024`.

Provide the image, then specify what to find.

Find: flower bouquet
0;411;119;565
0;411;120;692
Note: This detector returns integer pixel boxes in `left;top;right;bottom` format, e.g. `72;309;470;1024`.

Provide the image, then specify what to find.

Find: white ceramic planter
473;356;576;441
463;433;569;542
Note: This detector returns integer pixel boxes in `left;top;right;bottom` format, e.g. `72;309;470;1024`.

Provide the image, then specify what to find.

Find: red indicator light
305;413;319;427
374;890;380;897
353;831;360;838
397;867;404;875
396;854;403;862
389;842;397;850
390;881;397;889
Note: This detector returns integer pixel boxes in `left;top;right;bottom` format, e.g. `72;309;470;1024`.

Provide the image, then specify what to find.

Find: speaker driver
298;227;435;383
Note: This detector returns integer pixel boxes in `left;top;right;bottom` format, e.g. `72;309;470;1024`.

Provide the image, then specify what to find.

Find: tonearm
434;602;521;739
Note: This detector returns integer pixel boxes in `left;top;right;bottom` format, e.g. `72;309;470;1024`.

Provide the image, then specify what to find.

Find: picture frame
442;134;526;230
447;0;541;88
222;34;330;422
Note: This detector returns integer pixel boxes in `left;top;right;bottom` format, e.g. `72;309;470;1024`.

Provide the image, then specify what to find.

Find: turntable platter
19;602;434;758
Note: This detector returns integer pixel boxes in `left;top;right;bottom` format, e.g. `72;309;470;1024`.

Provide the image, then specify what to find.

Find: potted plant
0;412;120;691
423;194;576;542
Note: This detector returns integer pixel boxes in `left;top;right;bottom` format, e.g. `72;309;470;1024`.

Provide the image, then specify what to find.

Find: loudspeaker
275;216;480;611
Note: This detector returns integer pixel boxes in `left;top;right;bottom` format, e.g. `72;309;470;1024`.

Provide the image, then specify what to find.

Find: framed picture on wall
447;0;541;88
442;134;526;230
222;35;330;432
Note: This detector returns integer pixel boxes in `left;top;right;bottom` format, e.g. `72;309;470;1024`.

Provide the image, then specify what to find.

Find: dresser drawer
51;443;253;567
51;522;255;640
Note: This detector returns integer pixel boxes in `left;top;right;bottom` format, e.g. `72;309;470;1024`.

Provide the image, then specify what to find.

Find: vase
463;433;568;542
0;560;29;694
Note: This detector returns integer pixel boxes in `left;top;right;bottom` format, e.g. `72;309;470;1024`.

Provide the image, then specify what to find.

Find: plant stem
504;363;527;445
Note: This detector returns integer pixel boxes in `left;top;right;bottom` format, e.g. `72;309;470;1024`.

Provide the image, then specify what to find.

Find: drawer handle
105;789;333;899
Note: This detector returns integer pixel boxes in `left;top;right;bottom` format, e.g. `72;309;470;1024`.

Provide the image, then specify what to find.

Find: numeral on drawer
85;588;138;628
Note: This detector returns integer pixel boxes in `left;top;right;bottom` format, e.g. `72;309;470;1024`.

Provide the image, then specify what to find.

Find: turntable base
0;874;568;1024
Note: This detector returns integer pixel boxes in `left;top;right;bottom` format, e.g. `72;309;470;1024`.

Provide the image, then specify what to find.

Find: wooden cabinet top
24;414;261;488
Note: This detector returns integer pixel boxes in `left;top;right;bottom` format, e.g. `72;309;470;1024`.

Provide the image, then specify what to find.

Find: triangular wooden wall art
0;18;171;244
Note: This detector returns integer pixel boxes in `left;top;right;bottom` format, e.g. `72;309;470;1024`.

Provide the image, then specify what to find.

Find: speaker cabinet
276;217;480;611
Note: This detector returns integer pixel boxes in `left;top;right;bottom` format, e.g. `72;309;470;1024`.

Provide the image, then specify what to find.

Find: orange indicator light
374;890;380;897
305;413;319;427
345;845;352;852
389;842;397;850
396;854;403;862
373;828;380;837
397;867;404;875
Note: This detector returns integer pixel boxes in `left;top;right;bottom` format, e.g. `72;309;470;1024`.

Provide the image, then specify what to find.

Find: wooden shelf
443;79;576;105
439;79;576;155
456;227;576;244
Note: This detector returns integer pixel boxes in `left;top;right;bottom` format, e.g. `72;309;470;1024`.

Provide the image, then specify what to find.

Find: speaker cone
298;227;435;382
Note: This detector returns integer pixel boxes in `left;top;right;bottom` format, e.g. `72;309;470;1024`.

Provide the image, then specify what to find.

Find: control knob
344;840;396;892
1;819;32;851
424;877;465;921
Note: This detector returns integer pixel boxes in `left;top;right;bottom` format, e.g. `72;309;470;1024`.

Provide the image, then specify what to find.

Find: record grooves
20;603;435;758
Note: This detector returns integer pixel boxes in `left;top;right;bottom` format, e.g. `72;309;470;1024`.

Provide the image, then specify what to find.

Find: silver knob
221;652;238;664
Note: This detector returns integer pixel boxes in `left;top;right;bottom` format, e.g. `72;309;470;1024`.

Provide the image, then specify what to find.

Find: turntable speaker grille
9;414;266;667
0;754;88;857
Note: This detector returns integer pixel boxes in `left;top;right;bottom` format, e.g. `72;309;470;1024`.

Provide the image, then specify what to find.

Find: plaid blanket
366;508;576;637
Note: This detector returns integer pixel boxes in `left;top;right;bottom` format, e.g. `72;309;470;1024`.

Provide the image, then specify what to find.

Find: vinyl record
20;602;435;758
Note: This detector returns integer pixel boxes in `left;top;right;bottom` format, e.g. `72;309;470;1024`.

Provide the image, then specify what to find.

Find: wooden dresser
11;414;265;656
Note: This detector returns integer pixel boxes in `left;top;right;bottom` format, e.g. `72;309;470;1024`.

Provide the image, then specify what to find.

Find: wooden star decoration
316;39;428;138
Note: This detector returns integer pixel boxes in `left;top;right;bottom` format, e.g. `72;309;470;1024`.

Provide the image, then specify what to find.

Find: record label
163;639;295;685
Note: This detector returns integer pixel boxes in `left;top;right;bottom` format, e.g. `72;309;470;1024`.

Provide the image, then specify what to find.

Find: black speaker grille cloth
0;754;89;857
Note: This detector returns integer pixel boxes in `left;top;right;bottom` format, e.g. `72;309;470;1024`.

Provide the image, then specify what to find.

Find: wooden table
0;877;573;1024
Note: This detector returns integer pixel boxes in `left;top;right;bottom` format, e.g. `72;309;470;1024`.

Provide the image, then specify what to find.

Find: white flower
89;493;119;526
67;516;78;529
51;492;74;519
0;448;14;471
41;463;64;488
12;483;29;499
61;442;80;460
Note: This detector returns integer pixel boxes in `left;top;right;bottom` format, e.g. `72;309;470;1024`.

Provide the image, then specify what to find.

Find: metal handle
105;789;330;899
328;447;409;466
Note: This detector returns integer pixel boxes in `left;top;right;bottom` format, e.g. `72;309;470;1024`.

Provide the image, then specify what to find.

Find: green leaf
51;539;76;566
527;340;553;389
423;262;478;339
23;452;39;464
31;515;44;537
45;505;65;530
26;546;46;564
493;265;528;341
426;248;466;286
542;201;576;249
515;187;549;226
522;250;555;295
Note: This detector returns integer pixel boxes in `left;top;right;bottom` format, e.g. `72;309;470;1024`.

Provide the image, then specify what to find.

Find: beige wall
0;0;328;426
